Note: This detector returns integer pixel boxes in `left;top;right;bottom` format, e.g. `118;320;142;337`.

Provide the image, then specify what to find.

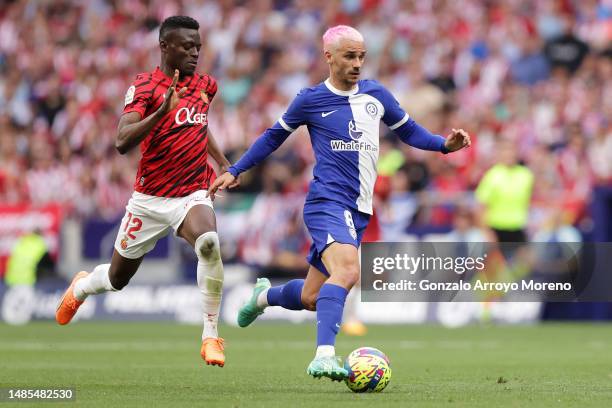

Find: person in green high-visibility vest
2;230;50;325
474;141;534;319
475;140;534;243
4;231;49;287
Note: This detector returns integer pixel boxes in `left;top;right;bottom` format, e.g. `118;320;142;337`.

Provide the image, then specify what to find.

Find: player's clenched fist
157;69;188;116
207;172;238;200
444;128;471;152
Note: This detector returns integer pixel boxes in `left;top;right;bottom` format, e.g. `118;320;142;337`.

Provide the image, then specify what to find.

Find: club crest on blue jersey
348;120;363;140
365;102;378;118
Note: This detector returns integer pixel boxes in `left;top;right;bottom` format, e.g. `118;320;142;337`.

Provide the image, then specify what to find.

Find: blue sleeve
228;91;308;177
377;83;409;129
394;118;449;153
280;89;308;130
228;124;292;177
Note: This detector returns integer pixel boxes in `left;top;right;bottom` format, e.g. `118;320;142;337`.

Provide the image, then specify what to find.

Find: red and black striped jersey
122;67;217;197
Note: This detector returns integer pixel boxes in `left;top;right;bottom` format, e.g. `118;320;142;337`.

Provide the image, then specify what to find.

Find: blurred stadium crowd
0;0;611;270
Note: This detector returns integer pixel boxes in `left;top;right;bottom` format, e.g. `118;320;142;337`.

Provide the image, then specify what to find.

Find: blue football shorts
303;200;370;276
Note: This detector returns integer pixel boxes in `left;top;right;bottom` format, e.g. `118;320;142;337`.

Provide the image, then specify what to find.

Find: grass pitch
1;322;611;407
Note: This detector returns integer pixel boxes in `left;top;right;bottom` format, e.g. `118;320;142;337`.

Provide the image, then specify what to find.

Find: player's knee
195;231;221;262
330;254;359;288
301;292;317;311
343;268;360;288
333;260;360;288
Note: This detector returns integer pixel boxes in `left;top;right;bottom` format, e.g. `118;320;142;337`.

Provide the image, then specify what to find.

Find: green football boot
306;356;348;382
237;278;271;327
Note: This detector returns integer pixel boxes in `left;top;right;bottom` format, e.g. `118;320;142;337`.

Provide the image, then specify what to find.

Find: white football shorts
114;189;213;259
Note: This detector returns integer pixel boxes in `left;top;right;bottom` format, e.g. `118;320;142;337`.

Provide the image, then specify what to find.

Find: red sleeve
123;73;151;118
203;74;218;102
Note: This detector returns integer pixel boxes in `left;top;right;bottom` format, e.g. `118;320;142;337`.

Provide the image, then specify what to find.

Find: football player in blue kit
208;25;470;381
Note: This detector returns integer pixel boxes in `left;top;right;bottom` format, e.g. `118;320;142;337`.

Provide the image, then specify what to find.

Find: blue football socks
315;283;348;346
266;279;305;310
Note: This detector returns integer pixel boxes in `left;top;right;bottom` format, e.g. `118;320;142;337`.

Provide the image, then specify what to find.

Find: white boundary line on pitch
0;340;506;351
2;339;610;352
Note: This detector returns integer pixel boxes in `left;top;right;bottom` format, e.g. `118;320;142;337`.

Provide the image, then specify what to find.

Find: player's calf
300;294;317;311
299;265;328;311
108;268;132;290
300;288;319;311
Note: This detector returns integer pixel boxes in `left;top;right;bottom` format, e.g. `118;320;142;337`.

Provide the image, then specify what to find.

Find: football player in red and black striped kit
56;16;234;367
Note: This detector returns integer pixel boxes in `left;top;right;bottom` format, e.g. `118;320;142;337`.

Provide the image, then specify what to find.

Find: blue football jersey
229;79;447;215
279;79;410;214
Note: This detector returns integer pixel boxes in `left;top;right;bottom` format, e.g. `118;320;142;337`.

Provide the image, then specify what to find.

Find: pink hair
322;25;364;50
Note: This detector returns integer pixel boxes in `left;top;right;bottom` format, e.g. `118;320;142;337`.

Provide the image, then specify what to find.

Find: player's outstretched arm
206;123;293;200
207;90;306;199
378;84;469;154
115;69;187;154
394;118;470;154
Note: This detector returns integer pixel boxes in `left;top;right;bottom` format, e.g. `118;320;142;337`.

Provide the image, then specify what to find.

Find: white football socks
195;232;224;340
315;345;336;358
73;264;117;301
256;288;270;308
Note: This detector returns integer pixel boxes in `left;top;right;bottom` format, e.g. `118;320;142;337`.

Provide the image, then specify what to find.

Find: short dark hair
159;16;199;41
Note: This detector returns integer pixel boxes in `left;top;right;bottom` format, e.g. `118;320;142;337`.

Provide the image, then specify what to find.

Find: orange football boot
55;271;89;325
200;337;225;367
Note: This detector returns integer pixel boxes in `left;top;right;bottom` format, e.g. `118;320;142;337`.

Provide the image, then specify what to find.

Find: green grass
1;322;612;407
